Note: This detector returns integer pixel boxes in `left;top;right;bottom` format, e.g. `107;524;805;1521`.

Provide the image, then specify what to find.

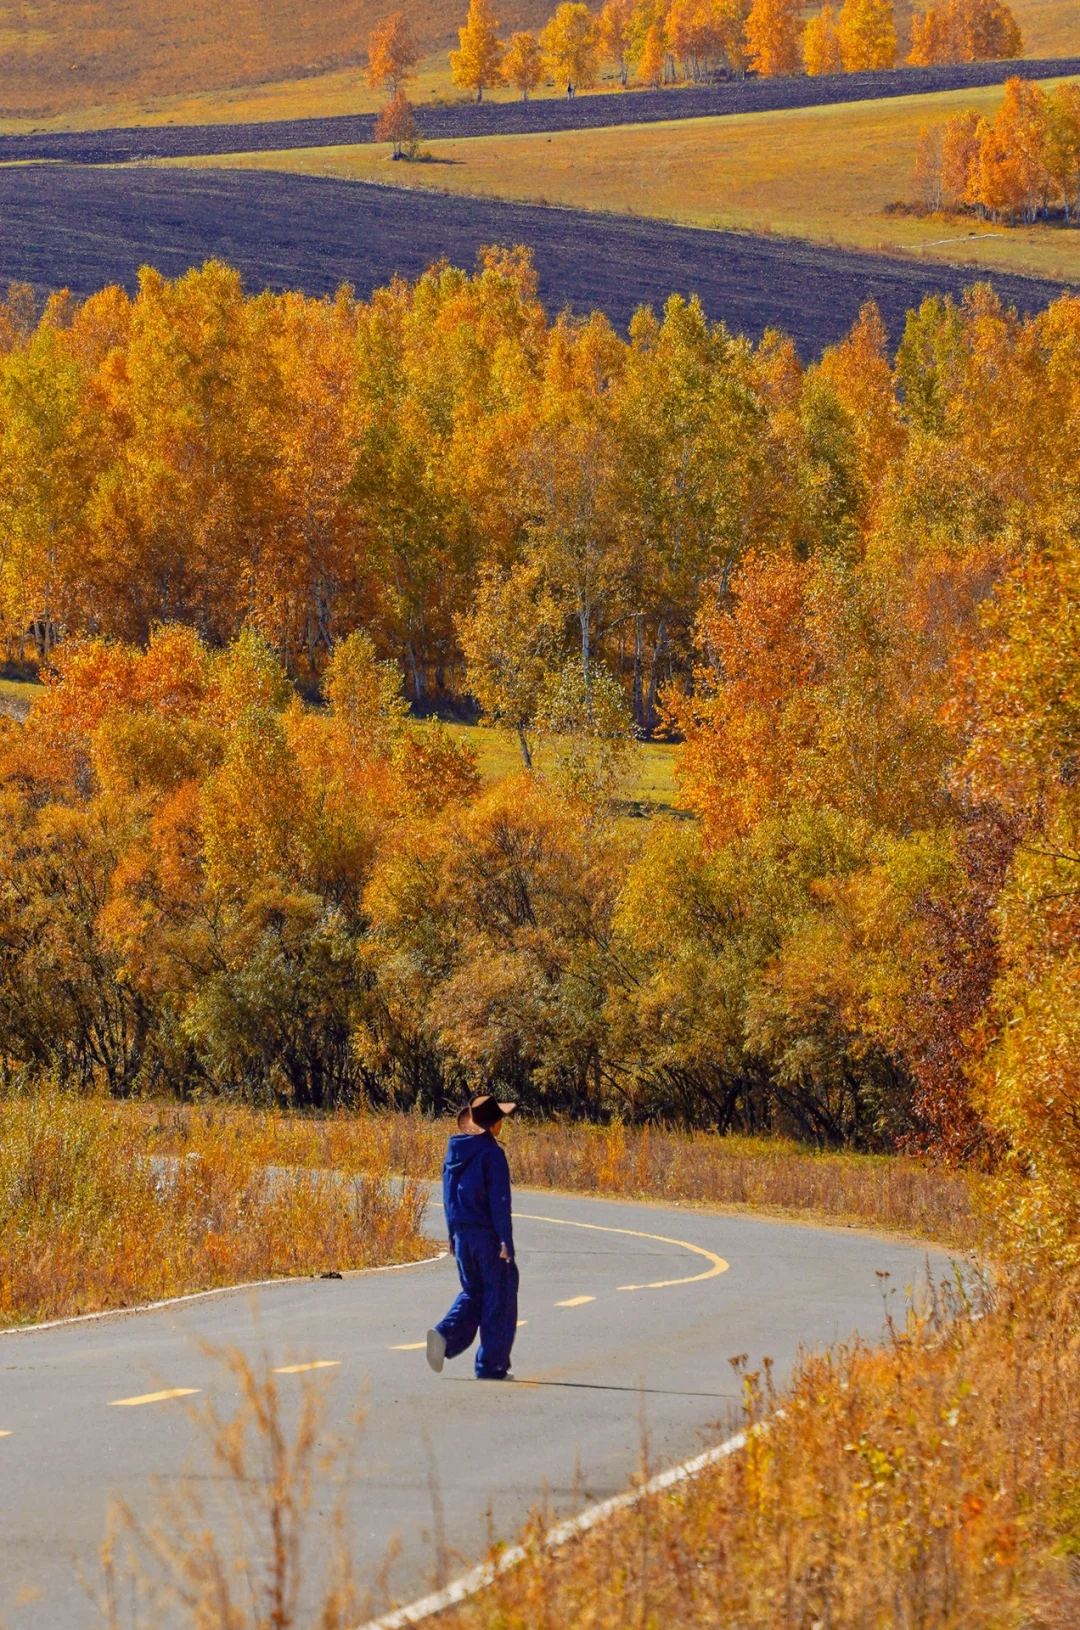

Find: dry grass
437;1268;1080;1630
155;1108;979;1248
185;75;1080;284
0;1092;978;1328
0;1092;429;1329
446;723;689;817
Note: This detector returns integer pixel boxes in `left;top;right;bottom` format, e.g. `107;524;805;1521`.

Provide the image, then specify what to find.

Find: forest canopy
2;255;1080;1253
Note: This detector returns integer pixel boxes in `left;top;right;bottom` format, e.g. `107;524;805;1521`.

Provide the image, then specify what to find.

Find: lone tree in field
502;31;545;98
366;12;420;94
450;0;505;101
541;2;602;96
744;0;802;74
375;89;420;156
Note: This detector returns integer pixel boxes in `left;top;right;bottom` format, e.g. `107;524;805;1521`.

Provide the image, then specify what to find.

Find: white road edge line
0;1251;450;1337
355;1429;747;1630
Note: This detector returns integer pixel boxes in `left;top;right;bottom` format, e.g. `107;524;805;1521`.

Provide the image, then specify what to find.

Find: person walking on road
426;1095;518;1382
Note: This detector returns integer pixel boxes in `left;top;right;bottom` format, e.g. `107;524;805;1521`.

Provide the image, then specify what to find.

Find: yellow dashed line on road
391;1342;426;1350
0;1430;10;1437
556;1295;596;1307
109;1388;200;1407
273;1360;341;1374
516;1214;729;1291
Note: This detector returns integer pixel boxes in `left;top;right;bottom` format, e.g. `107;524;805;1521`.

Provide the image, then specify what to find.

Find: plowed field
0;165;1065;357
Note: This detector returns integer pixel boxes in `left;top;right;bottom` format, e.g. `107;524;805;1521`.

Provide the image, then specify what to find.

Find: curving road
0;1187;956;1628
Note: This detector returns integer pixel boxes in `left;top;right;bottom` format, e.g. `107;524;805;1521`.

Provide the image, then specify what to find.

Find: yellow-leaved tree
836;0;897;69
803;5;843;72
502;30;544;98
450;0;505;102
541;2;602;95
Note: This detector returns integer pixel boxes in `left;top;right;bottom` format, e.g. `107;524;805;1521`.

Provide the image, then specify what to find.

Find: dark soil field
0;165;1067;357
2;58;1078;164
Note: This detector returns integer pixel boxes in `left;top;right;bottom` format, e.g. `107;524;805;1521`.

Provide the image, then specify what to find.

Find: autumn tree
502;30;544;97
803;5;843;72
457;563;562;767
636;20;666;83
941;106;982;203
744;0;802;76
541;2;602;95
375;89;420;157
1047;81;1080;221
366;12;420;93
450;0;505;102
837;0;897;70
599;0;634;83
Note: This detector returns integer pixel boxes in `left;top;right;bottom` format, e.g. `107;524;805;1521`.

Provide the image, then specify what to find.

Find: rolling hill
0;0;1075;124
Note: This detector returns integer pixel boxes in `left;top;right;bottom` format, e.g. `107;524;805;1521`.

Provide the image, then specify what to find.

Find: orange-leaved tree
744;0;802;76
502;30;544;97
366;12;420;93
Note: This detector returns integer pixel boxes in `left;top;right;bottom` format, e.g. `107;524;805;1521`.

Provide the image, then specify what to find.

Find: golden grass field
182;75;1080;283
447;722;689;816
0;0;1075;131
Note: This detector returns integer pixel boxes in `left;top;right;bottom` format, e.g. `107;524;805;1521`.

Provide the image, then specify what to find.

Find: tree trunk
405;641;424;701
516;725;533;769
645;621;667;736
632;613;644;729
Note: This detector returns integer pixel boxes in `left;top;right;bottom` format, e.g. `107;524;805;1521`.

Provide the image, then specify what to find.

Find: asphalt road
0;1186;955;1629
0;165;1067;359
3;58;1079;163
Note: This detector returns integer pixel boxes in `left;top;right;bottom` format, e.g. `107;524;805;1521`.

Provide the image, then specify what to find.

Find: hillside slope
0;0;1075;121
0;0;548;118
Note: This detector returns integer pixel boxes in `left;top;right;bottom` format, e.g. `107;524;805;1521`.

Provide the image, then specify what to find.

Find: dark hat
469;1094;517;1129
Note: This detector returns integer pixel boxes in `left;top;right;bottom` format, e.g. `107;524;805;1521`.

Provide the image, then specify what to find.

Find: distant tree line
363;0;1023;123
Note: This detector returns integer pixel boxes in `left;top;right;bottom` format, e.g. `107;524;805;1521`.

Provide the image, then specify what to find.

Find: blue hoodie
442;1131;514;1257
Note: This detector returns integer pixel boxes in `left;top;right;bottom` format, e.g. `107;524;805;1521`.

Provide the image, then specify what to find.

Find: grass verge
154;1107;979;1250
181;76;1080;284
0;1095;978;1329
435;1267;1080;1629
0;1092;429;1329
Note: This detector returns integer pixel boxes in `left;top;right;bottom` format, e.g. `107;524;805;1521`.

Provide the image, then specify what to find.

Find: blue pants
436;1228;518;1379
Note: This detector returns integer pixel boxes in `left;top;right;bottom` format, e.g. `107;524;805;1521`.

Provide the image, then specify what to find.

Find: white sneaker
426;1329;446;1373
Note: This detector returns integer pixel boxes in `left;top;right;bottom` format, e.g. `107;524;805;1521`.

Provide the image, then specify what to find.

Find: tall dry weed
0;1091;428;1328
439;1268;1080;1630
100;1346;362;1630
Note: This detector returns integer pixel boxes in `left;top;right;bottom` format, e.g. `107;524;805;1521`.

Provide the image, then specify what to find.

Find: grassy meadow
183;74;1080;283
